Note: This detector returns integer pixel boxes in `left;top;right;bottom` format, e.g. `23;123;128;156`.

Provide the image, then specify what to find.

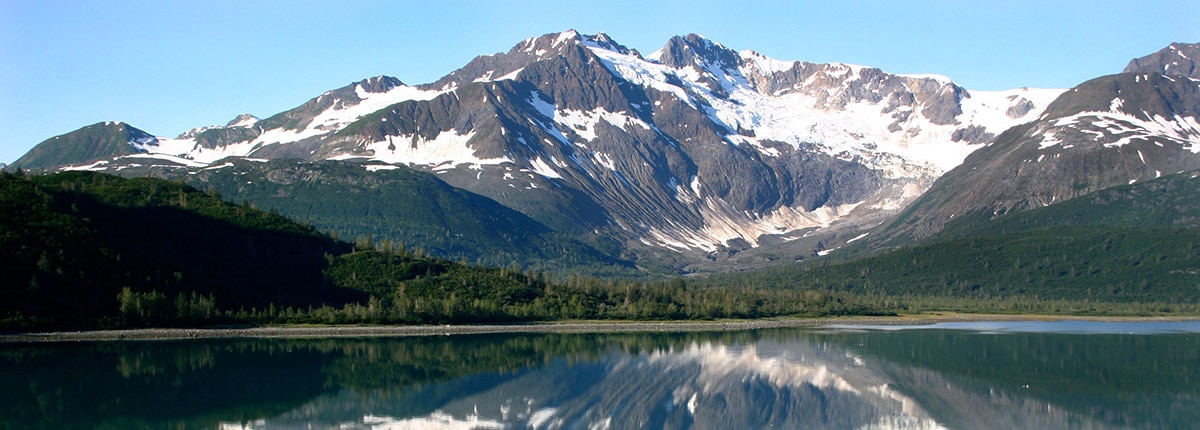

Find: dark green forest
181;159;636;276
2;171;1198;331
700;225;1200;313
699;171;1200;313
0;171;884;330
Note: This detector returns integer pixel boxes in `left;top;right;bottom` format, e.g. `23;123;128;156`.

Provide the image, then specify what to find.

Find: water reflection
1;322;1197;429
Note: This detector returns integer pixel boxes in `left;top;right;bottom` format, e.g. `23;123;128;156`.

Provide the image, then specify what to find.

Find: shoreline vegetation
6;171;1200;336
4;313;1196;343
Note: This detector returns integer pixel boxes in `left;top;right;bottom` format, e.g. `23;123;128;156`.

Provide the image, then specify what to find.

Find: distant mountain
11;122;157;170
1124;42;1200;79
11;30;1064;273
874;69;1200;244
686;42;1200;304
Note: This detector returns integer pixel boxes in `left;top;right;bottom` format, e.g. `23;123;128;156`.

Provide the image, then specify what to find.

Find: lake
2;321;1198;429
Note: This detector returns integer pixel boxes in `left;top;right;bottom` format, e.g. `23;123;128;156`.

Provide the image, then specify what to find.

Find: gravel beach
4;314;1193;343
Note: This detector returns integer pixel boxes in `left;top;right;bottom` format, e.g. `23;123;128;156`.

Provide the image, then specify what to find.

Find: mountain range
10;31;1200;276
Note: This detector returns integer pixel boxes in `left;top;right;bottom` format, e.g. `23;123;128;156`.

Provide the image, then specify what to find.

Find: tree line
2;170;1197;331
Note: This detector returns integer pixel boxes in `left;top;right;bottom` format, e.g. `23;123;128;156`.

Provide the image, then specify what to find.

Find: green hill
0;170;362;328
179;159;636;276
936;170;1200;239
701;171;1200;310
3;171;865;330
9;122;152;170
0;171;568;329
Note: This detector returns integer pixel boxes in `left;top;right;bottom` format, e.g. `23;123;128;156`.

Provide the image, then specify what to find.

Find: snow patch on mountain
554;107;653;142
592;151;617;171
527;91;576;147
112;83;451;166
1039;111;1200;152
645;197;865;252
60;160;112;172
139;137;257;164
334;130;512;170
474;68;524;83
581;37;1062;175
123;153;210;168
738;50;799;75
226;114;260;128
254;84;446;147
528;157;562;179
717;78;1060;173
587;46;694;105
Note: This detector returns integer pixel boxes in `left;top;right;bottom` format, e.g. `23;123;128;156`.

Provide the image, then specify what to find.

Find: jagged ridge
12;30;1071;270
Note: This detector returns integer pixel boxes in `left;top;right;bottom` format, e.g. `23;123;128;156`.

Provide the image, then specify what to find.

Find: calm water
2;321;1199;429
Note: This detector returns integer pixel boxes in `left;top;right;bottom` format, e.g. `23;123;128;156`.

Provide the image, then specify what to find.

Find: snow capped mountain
638;34;1061;172
873;65;1200;244
12;30;1066;264
310;31;1055;253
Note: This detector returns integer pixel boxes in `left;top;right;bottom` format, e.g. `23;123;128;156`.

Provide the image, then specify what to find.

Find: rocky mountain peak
515;30;637;58
1041;72;1200;122
424;30;629;90
513;30;585;58
654;34;740;72
225;114;260;128
176;115;261;140
582;31;637;56
1123;42;1200;79
356;75;404;93
10;30;1083;267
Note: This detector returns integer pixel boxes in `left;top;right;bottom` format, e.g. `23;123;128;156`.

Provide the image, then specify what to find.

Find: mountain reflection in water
1;321;1197;429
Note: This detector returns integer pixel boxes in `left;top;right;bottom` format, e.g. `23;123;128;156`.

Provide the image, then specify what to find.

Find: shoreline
3;313;1197;343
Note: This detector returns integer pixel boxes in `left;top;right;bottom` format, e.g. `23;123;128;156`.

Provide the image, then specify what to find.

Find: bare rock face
12;30;1087;271
875;72;1200;244
1006;97;1035;118
1124;42;1200;79
313;31;919;255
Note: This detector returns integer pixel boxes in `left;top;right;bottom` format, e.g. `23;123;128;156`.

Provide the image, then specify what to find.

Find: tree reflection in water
1;322;1197;429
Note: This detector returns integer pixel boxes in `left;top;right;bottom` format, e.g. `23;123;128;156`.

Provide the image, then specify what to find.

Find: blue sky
2;0;1197;163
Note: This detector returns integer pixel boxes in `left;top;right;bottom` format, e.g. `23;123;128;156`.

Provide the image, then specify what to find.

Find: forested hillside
176;159;637;276
0;171;884;330
701;171;1200;312
0;170;357;328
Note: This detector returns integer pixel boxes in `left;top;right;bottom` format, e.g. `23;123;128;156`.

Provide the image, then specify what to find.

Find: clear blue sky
2;0;1197;163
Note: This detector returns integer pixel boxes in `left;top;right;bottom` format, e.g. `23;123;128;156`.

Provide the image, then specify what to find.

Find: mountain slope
0;170;618;329
0;170;357;327
174;159;634;274
10;122;156;170
875;71;1200;244
936;169;1200;239
1124;42;1200;79
10;30;1064;271
226;35;1042;244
